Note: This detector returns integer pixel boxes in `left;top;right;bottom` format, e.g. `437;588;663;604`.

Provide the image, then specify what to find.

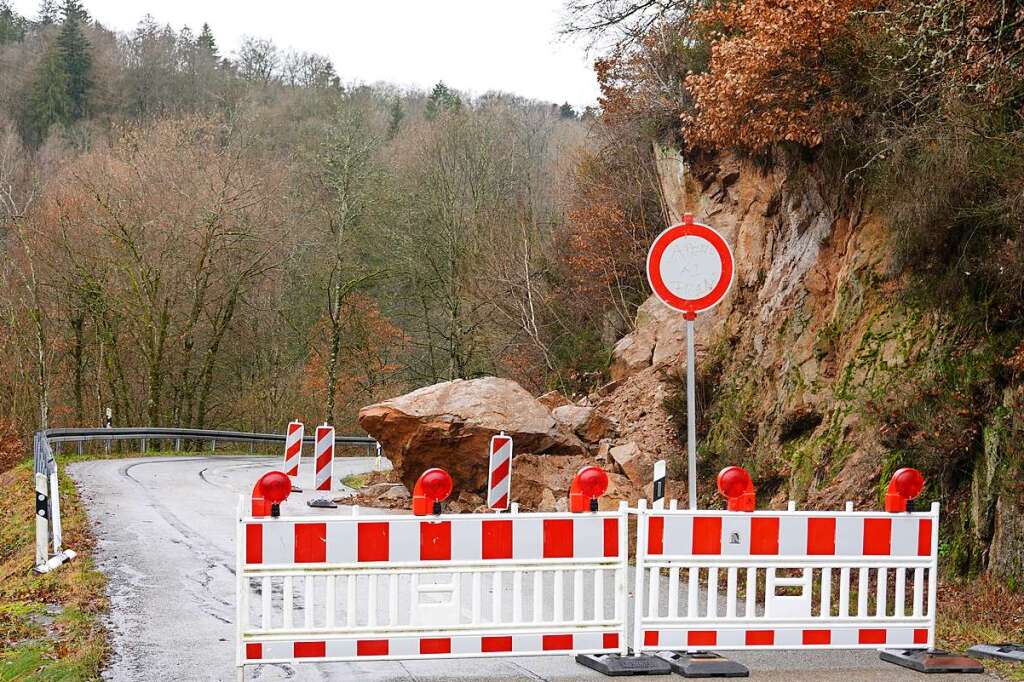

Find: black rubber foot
880;649;985;673
306;497;338;509
655;651;749;678
291;485;303;492
575;653;672;676
966;643;1024;662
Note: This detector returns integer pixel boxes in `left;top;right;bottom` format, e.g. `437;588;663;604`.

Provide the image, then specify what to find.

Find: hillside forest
0;0;1023;585
0;0;666;448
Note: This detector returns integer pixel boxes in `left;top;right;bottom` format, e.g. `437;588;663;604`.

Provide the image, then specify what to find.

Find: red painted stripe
542;634;573;651
288;423;302;435
644;631;659;646
285;463;298;477
802;629;831;645
859;629;887;645
482;519;513;559
420;638;451;654
294;523;327;563
294;641;325;658
688;631;717;647
357;640;389;656
420;521;451;561
493;494;508;510
746;630;774;645
692;517;722;555
358;522;389;562
603;633;619;649
492;436;511;451
918;519;932;556
543;519;573;558
245;643;262;660
863;518;892;555
490;457;510;488
647;516;664;554
807;517;837;555
603;518;619;557
286;441;301;457
750;517;779;555
245;524;262;564
914;629;929;644
482;636;513;652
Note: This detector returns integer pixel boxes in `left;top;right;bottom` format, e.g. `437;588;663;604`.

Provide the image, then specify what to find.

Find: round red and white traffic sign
646;213;734;317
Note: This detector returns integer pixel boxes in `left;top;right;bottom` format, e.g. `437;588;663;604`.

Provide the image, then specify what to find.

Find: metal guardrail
33;426;378;574
43;426;376;447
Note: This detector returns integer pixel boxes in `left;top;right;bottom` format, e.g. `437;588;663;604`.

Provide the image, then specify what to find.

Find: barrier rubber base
291;485;302;493
655;651;749;678
306;498;338;509
966;643;1024;662
575;652;672;676
880;649;984;674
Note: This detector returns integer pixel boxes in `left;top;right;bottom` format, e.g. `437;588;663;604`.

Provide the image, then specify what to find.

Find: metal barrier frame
235;501;631;679
32;426;377;573
631;498;940;653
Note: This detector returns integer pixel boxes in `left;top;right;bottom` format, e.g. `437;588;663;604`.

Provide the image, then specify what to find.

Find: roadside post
646;213;734;509
486;432;512;510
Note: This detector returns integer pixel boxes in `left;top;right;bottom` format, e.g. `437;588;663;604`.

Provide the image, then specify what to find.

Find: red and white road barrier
282;421;303;480
314;425;333;492
235;467;627;679
631;467;939;654
486;433;512;510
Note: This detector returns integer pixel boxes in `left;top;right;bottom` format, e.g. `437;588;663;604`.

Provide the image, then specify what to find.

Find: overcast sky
11;0;601;108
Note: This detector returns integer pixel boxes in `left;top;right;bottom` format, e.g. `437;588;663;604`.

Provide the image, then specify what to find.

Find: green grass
0;462;108;681
341;472;370;490
0;446;259;681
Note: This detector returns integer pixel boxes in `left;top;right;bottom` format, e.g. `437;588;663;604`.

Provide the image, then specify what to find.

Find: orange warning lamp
252;471;291;517
717;466;755;512
570;466;609;512
413;468;453;516
885;467;925;512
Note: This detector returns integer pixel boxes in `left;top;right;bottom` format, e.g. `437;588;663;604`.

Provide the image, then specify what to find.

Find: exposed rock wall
601;149;1024;581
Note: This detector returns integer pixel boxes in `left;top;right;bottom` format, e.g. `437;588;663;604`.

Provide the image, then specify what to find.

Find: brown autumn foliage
0;419;21;470
683;0;870;152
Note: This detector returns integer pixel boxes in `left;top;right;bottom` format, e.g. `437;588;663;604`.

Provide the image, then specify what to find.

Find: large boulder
511;453;639;512
359;377;586;494
551;404;616;443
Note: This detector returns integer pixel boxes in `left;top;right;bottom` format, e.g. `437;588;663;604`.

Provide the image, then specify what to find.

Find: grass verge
0;461;107;681
937;578;1024;680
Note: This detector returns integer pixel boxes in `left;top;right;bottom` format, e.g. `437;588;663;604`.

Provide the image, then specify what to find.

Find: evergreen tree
0;1;26;44
558;102;577;119
59;0;87;23
56;0;92;121
425;81;461;120
386;97;403;139
36;0;57;25
197;22;218;59
23;45;70;145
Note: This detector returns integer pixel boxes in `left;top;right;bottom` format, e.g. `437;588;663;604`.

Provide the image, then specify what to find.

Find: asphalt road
68;456;987;681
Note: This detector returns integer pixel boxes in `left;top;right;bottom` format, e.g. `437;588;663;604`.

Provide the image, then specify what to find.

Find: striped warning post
486;433;512;510
283;421;303;479
314;425;334;492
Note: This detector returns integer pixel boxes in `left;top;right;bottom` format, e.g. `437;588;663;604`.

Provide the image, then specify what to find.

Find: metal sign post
646;213;734;510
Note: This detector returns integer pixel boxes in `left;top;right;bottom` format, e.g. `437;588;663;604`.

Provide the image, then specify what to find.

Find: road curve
67;456;986;681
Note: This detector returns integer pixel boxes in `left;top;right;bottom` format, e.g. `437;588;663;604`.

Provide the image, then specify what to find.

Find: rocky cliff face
359;149;1022;581
602;148;1024;581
